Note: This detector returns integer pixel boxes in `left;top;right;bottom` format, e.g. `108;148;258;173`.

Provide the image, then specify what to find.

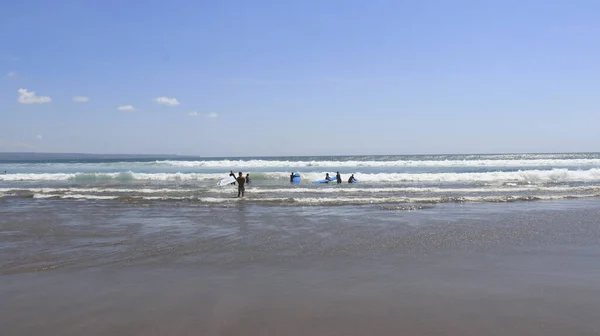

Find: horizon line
1;151;598;159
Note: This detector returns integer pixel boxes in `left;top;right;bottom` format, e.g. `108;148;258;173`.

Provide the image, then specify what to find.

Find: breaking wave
2;168;600;184
156;158;600;168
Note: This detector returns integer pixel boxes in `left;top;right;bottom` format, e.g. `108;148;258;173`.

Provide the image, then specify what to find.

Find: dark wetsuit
348;176;356;183
236;176;246;197
336;173;342;184
245;175;251;184
229;172;236;185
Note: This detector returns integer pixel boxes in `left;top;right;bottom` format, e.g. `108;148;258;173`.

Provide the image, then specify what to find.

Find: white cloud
153;96;180;106
189;111;199;117
117;105;136;111
72;96;89;103
207;112;218;118
36;134;43;140
17;88;52;104
6;71;17;78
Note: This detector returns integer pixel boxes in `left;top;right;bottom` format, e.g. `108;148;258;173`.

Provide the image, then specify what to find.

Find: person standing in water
245;173;251;185
336;171;342;184
290;172;295;183
229;170;236;185
236;172;246;197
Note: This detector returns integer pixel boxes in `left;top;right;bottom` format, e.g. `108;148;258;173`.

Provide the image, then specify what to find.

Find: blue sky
1;0;599;156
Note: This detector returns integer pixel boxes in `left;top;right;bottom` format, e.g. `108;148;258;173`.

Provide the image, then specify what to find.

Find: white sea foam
24;193;600;204
274;170;600;184
32;194;118;200
3;168;600;184
205;185;600;194
157;158;600;168
62;194;118;200
5;185;600;196
0;172;222;182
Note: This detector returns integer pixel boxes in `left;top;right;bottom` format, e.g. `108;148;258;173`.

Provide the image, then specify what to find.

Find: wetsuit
236;176;246;197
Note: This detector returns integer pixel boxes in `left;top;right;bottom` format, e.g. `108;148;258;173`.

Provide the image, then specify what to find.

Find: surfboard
349;179;359;183
218;176;236;186
292;173;301;184
312;177;337;184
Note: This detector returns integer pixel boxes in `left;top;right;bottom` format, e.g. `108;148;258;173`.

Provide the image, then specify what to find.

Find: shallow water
2;198;600;335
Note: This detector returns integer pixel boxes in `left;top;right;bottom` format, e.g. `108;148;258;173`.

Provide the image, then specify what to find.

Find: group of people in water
321;171;357;184
226;170;357;198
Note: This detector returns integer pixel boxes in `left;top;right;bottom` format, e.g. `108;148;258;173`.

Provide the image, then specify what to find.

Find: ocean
2;152;600;335
2;152;600;205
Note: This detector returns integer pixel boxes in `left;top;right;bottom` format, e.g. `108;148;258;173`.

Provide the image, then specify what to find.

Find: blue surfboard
292;173;301;184
313;177;337;184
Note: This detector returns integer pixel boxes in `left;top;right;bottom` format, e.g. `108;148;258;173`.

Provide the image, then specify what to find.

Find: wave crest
157;158;600;168
2;168;600;184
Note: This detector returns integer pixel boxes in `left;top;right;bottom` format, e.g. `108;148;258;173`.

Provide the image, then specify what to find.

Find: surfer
290;172;295;183
336;171;342;184
325;173;331;182
348;174;357;183
245;173;251;185
229;170;236;185
236;172;246;197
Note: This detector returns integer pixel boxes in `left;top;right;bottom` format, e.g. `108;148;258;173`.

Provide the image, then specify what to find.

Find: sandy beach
2;198;600;335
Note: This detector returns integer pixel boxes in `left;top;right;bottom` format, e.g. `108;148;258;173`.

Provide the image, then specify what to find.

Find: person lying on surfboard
325;173;333;182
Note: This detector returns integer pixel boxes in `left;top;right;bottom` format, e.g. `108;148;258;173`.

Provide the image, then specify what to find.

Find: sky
1;0;600;156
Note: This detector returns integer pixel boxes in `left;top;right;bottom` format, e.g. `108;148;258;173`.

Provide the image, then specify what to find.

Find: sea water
1;152;600;205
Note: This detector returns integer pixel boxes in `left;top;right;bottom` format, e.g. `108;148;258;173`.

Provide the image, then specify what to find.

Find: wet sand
2;199;600;335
